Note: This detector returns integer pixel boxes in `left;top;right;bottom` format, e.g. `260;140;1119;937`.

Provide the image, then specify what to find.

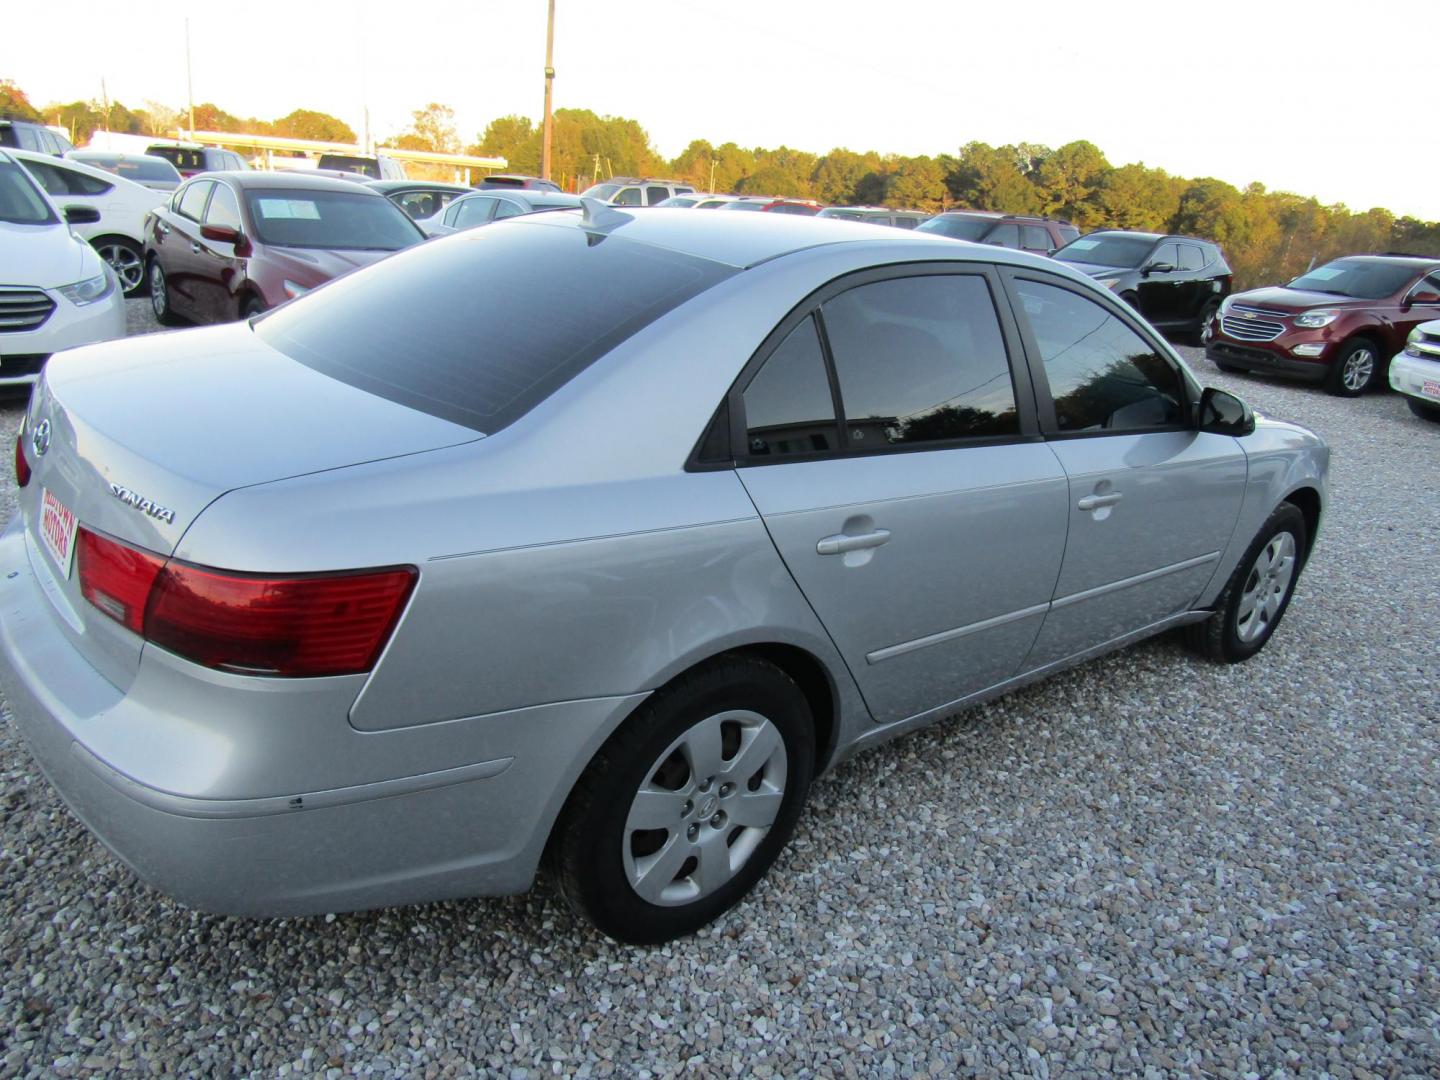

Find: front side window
204;183;242;230
1015;279;1184;433
645;186;670;205
983;223;1021;248
177;180;213;221
1150;242;1180;270
243;189;420;250
1021;225;1051;251
823;275;1018;447
613;187;643;206
743;316;838;458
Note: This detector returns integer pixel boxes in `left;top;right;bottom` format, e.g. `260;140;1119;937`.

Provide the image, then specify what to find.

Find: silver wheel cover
1236;531;1297;643
1341;348;1374;392
149;263;166;315
622;709;788;907
97;242;143;292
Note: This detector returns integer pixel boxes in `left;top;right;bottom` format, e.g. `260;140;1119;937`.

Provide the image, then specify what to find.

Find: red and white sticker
1421;380;1440;402
39;489;78;578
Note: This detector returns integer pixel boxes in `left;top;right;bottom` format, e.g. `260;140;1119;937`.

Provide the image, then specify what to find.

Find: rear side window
743;316;838;458
255;222;734;433
823;275;1018;446
453;196;498;229
1015;279;1184;433
493;199;525;220
1178;244;1206;271
983;223;1021;248
1022;225;1052;251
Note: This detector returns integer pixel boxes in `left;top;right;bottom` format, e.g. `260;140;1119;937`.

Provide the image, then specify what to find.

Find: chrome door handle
1077;493;1123;511
158;222;171;235
191;242;202;254
816;529;891;556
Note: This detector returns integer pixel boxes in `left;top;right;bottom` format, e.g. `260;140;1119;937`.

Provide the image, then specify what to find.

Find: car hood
32;320;482;555
0;220;99;289
1228;285;1372;313
258;244;399;289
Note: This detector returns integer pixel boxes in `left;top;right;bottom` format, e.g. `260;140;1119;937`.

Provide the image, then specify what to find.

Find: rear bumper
1388;351;1440;402
1206;340;1329;382
0;518;644;915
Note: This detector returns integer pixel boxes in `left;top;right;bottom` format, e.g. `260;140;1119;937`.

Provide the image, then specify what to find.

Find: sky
6;0;1436;220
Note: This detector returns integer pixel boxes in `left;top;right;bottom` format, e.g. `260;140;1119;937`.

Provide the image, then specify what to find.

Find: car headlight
1293;309;1339;328
283;279;311;299
1218;296;1234;316
57;272;113;307
1096;278;1121;290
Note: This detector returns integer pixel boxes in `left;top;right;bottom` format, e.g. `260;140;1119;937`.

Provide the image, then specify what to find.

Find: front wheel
92;236;145;297
1186;502;1307;663
1325;339;1381;396
1407;397;1440;422
548;655;815;944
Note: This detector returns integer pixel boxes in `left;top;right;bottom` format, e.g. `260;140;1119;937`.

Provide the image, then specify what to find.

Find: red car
1205;254;1440;396
717;197;824;216
144;172;424;325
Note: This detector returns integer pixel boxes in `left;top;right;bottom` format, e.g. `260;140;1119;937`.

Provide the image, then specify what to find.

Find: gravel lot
1;299;1437;1077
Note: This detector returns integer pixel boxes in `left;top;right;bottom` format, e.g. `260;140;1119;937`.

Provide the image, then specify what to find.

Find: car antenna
580;197;633;232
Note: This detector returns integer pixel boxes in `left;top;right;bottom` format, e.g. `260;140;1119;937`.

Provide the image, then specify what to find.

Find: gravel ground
1;301;1437;1077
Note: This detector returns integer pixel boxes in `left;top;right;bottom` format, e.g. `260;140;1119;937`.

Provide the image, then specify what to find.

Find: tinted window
255;222;734;433
916;215;995;241
1057;225;1081;244
318;154;380;178
1178;244;1206;271
149;147;206;172
1288;258;1425;300
394;190;441;219
243;189;420;250
984;223;1021;248
16;126;41;151
177;180;212;221
1015;279;1184;433
76;154;178;184
1150;242;1180;270
205;183;242;230
0;158;58;225
1022;225;1052;251
645;186;670;205
0;126;16;148
719;200;768;212
613;187;642;206
743;317;837;458
454;196;498;229
823;275;1018;447
1056;234;1157;268
893;217;918;230
770;203;819;216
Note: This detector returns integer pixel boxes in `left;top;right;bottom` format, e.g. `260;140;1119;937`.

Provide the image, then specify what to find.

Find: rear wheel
548;655;814;944
1325;339;1381;396
1408;397;1440;422
92;236;145;297
148;260;183;326
1186;502;1307;663
1193;299;1221;344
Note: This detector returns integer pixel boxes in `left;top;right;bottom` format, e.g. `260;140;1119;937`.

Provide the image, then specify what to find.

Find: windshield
916;215;996;241
1055;234;1157;268
255;221;734;433
580;183;619;200
148;146;206;172
0;159;58;225
77;154;179;183
1287;258;1423;300
319;155;381;178
244;189;422;251
718;200;768;212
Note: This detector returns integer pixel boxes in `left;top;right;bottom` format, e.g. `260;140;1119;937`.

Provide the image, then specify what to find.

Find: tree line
6;78;1436;290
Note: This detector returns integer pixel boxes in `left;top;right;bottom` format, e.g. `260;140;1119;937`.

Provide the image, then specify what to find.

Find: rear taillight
77;527;416;677
14;432;30;488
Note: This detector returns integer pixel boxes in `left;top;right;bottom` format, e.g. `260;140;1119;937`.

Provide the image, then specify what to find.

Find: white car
0;151;126;389
11;149;166;297
1389;319;1440;422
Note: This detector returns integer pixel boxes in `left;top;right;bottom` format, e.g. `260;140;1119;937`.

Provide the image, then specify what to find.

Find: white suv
0;151;126;389
579;177;695;206
1389;319;1440;422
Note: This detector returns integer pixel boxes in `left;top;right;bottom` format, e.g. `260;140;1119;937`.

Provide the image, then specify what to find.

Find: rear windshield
916;215;995;241
77;155;179;183
319;155;381;178
719;201;768;212
254;220;734;432
0;159;58;225
148;146;206;172
1055;235;1157;268
1287;258;1424;300
243;189;421;251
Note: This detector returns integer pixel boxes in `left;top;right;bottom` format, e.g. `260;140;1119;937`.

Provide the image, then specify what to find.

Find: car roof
1334;253;1439;270
516;205;1002;269
197;171;388;194
365;179;470;194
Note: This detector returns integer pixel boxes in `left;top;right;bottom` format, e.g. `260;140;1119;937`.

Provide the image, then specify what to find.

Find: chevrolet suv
1205;255;1440;396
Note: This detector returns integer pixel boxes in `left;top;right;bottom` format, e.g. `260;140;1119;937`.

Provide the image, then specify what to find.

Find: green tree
0;79;41;121
945;142;1043;214
886;156;948;212
272;109;355;143
393;103;460;153
811;148;884;204
1094;163;1180;232
473;115;539;174
1032;140;1110;227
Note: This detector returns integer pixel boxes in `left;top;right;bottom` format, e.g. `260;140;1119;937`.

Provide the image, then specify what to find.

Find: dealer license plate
39;489;78;578
1422;380;1440;402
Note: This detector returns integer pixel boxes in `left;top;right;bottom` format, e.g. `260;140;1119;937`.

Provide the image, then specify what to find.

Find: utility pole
100;78;110;132
185;18;195;136
540;0;556;179
709;158;717;193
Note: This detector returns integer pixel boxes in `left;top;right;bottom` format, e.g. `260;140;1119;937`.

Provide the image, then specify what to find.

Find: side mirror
1143;261;1175;276
1403;289;1440;309
1198;386;1255;436
63;204;101;225
200;223;239;244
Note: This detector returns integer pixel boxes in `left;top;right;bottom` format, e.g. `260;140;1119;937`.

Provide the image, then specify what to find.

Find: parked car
143;171;424;325
317;153;406;181
0;118;73;157
816;206;930;229
0;150;124;389
365;179;473;228
1388;320;1440;421
66;150;184;192
918;211;1079;254
579;177;695;206
476;174;562;192
1054;230;1232;338
14;149;167;297
146;143;251;179
1205;255;1440;396
0;208;1328;943
718;197;824;216
654;192;730;209
425;189;583;236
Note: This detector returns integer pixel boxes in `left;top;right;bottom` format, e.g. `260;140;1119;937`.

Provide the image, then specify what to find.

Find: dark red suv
1205;255;1440;396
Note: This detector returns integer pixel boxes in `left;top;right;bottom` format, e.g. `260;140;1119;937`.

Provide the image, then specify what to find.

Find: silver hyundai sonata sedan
0;206;1328;943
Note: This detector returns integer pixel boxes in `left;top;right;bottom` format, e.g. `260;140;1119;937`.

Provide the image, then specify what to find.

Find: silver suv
579;176;695;206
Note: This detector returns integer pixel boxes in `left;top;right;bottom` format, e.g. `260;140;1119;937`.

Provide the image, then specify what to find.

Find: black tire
1324;338;1382;397
1213;360;1244;374
241;296;267;319
148;259;184;326
1192;299;1220;345
1118;291;1141;312
1407;397;1440;423
91;235;145;297
1186;502;1307;664
547;655;815;944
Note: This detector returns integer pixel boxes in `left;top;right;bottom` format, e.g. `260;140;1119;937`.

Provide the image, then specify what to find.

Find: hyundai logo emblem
30;419;50;458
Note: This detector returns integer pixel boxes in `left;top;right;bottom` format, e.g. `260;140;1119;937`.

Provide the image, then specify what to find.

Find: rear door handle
816;529;891;556
1077;493;1123;511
